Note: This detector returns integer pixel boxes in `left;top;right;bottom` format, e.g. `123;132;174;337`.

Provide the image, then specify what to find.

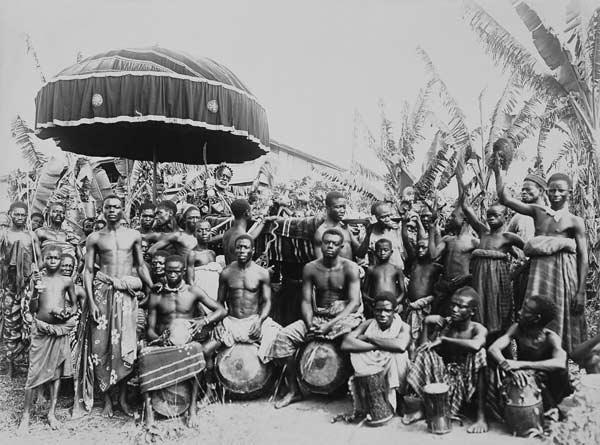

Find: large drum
151;380;193;418
423;383;451;434
298;341;351;395
215;343;273;399
502;372;543;437
354;371;394;426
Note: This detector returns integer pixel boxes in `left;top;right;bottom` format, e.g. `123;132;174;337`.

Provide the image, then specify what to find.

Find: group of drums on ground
4;161;600;436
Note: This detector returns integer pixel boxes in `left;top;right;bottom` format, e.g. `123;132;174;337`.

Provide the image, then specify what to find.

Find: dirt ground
0;370;537;445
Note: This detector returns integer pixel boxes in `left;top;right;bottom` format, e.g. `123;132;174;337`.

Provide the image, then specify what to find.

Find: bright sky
0;0;565;180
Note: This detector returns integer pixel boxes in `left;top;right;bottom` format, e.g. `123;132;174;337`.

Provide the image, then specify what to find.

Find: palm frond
506;95;545;146
351;161;385;182
437;151;458;190
588;8;600;88
463;0;564;97
486;75;522;155
315;167;382;201
169;169;210;204
10;115;48;170
31;156;68;213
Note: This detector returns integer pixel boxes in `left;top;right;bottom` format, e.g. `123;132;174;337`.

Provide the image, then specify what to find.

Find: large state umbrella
34;47;269;191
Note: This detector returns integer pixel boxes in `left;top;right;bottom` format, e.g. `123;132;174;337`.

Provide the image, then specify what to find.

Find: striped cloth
471;249;513;333
139;342;206;393
524;236;586;353
407;348;487;417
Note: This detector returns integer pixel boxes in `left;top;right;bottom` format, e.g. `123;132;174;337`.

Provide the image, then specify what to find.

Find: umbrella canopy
34;47;269;164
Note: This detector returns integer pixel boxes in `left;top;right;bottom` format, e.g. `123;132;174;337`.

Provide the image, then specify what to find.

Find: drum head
298;341;350;395
216;343;272;399
423;383;449;395
151;381;192;417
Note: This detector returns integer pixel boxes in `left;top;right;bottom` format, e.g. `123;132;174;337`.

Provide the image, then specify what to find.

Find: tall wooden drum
215;343;272;399
423;383;451;434
298;341;350;395
502;372;543;437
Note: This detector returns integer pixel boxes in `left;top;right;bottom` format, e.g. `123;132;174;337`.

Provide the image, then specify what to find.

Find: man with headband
495;165;588;354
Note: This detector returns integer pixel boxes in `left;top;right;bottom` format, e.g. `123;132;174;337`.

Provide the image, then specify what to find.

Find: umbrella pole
153;146;158;203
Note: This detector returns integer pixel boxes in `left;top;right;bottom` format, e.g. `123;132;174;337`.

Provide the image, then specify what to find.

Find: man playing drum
270;228;363;409
487;294;572;418
209;234;281;366
142;255;226;427
404;286;488;434
341;291;410;417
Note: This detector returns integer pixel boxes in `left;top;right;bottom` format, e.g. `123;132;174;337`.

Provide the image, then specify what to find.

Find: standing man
495;166;588;353
222;199;268;265
35;202;82;267
84;195;154;416
358;201;405;270
271;229;363;408
313;191;367;261
186;219;220;299
138;202;156;235
0;202;41;377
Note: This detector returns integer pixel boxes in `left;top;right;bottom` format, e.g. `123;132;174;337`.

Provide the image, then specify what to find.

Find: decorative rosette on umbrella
34;47;269;164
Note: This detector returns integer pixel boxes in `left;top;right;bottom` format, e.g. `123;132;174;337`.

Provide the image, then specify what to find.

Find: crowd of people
1;158;600;437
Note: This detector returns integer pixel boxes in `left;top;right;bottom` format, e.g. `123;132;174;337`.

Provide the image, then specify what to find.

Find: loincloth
212;315;281;363
26;317;77;389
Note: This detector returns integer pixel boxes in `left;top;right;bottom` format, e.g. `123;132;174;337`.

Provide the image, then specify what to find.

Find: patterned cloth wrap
471;249;513;333
90;272;142;392
407;347;487;418
523;236;586;353
212;314;282;364
26;317;77;389
268;300;364;360
404;296;434;343
0;233;35;361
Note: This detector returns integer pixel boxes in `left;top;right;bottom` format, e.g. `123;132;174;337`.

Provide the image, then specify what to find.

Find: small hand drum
151;380;192;418
298;341;351;395
502;372;543;437
215;343;272;399
423;383;451;434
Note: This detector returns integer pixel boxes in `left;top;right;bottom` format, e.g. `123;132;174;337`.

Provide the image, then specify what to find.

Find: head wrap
523;173;547;190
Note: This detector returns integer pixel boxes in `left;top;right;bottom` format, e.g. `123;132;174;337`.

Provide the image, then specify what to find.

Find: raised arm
494;165;536;217
353;222;372;259
147;232;178;256
428;222;446;260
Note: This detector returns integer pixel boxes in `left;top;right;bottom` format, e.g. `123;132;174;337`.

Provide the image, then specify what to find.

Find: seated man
209;234;281;362
487;294;572;418
142;255;226;427
270;228;363;408
404;286;488;434
341;291;410;418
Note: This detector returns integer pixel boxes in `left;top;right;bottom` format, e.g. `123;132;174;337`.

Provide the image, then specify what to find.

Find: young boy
363;238;406;317
19;246;78;433
458;176;523;340
404;237;442;357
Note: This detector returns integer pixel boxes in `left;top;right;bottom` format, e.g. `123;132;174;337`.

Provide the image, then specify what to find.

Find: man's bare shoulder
469;320;487;336
340;258;360;274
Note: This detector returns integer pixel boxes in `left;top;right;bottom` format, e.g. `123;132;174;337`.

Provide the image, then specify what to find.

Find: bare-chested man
313;191;367;261
404;287;488;433
429;198;479;316
487;294;572;417
19;246;77;433
138;202;156;235
143;255;226;427
222;199;268;265
209;234;281;364
270;229;363;408
84;195;154;417
186;219;220;299
0;201;41;377
496;164;588;353
458;176;524;339
35;202;82;270
357;201;405;269
147;205;200;261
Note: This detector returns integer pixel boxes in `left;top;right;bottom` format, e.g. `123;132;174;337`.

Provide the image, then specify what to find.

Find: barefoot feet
274;391;302;409
402;409;424;425
467;419;488;434
47;413;61;430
